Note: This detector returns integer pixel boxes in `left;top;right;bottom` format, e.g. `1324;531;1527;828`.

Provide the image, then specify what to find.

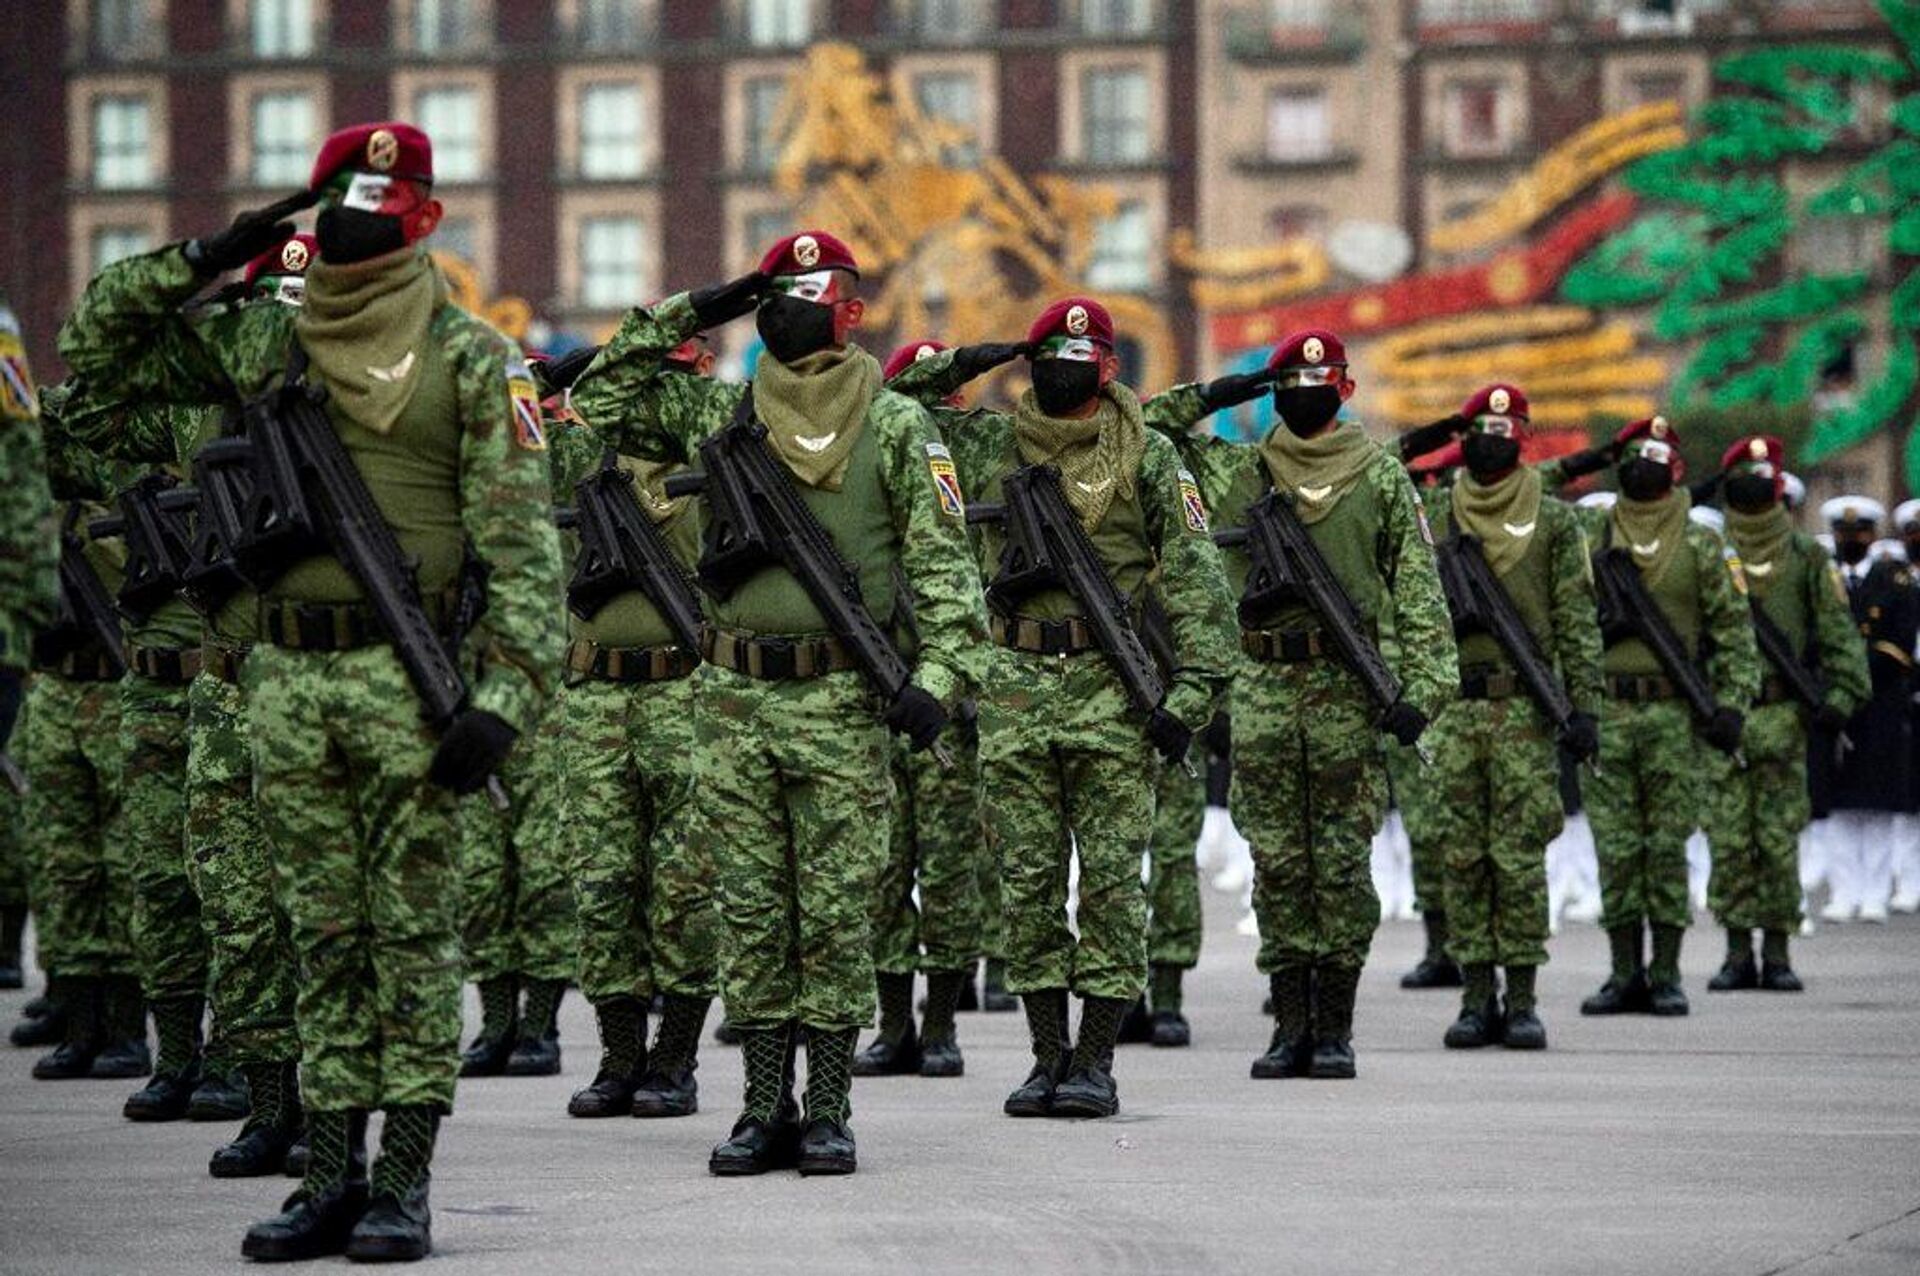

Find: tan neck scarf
1724;504;1792;596
1259;418;1380;524
295;248;442;435
1610;488;1691;584
1451;464;1543;576
750;344;881;490
1013;382;1147;530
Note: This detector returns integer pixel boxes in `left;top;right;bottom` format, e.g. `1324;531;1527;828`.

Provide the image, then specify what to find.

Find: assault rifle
557;450;704;651
1215;489;1426;760
175;435;259;616
87;474;197;622
1592;545;1743;765
34;507;128;678
663;390;949;763
1748;600;1826;714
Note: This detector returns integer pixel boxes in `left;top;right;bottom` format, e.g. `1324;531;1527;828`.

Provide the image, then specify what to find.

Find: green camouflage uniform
1146;761;1206;970
59;244;566;1115
874;734;984;976
456;704;576;985
1421;483;1603;971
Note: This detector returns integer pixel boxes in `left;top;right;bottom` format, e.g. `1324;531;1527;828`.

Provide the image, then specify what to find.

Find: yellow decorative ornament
431;252;535;343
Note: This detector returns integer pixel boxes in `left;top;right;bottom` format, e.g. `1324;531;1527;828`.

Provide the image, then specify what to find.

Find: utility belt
567;638;701;684
1240;626;1328;664
990;613;1101;657
258;590;454;653
702;629;857;681
1606;673;1679;703
33;648;124;682
201;643;251;685
127;643;204;685
1458;666;1523;701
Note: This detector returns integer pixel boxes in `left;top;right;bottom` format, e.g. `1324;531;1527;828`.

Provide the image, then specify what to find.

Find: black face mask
1030;359;1101;417
1836;538;1871;565
1273;386;1342;436
314;207;408;264
1723;474;1778;513
755;294;837;365
1617;458;1673;502
1462;434;1521;480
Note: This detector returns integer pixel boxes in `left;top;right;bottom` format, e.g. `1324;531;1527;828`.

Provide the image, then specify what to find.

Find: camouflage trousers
1705;702;1807;932
122;672;206;1003
870;731;984;975
1587;699;1697;931
1233;658;1386;973
556;672;715;1003
697;665;889;1031
24;675;130;977
1389;742;1446;912
977;814;1007;963
246;645;463;1113
0;784;22;911
185;668;298;1068
458;704;577;985
980;649;1153;1002
1425;697;1559;967
1147;761;1205;969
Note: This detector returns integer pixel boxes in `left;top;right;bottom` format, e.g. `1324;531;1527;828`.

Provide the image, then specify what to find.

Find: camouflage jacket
57;244;564;734
0;296;59;672
569;293;989;707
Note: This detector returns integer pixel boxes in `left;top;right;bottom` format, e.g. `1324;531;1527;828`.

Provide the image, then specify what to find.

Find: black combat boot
568;996;646;1118
1581;923;1651;1015
242;1108;370;1261
798;1026;859;1175
124;995;205;1121
851;971;920;1076
980;958;1017;1012
0;904;25;989
710;1022;802;1176
1309;965;1360;1079
90;974;152;1078
505;977;565;1075
955;962;981;1012
32;975;104;1079
917;970;967;1077
1400;911;1464;989
1647;925;1690;1016
458;975;518;1077
632;993;708;1117
189;1067;251;1122
1708;928;1759;992
283;1129;310;1177
1115;994;1154;1044
1051;995;1128;1118
712;1018;743;1045
1148;963;1191;1047
345;1105;438;1261
1443;964;1503;1049
1252;967;1311;1078
212;1060;303;1178
11;980;66;1048
1501;965;1547;1050
1004;988;1070;1117
1759;929;1803;991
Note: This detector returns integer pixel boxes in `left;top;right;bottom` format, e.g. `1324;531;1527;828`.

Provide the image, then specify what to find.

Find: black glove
1702;707;1745;755
951;342;1033;382
1559;710;1600;763
1198;369;1276;413
1812;701;1850;734
1381;700;1429;748
884;684;948;753
182;190;317;276
1145;707;1194;766
954;696;980;748
1398;415;1468;463
532;344;602;396
688;272;769;328
1557;443;1621;481
1201;711;1231;759
428;709;518;796
0;667;23;750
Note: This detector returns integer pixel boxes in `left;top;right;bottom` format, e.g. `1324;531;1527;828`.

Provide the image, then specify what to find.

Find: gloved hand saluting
689;272;770;328
183;190;318;276
1198;369;1277;413
428;709;518;795
885;685;948;753
950;342;1034;382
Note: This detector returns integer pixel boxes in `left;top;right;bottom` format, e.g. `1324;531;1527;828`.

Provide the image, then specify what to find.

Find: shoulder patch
1177;467;1208;534
1411;487;1434;547
925;440;964;519
506;355;546;451
1723;543;1748;596
0;309;37;422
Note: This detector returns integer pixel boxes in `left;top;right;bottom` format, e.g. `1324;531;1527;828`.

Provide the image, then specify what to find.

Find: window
907;0;986;40
914;72;980;166
579;0;649;46
91;225;152;273
414;0;475;53
436;215;479;264
1265;88;1331;162
1416;0;1541;23
415;87;482;180
1082;0;1152;35
1626;72;1686;107
580;215;646;308
1082;67;1149;165
91;0;152;58
744;0;809;46
1088;202;1150;290
1269;0;1330;27
251;90;316;185
1266;204;1326;243
1443;79;1507;156
252;0;315;57
579;83;646;179
1800;216;1880;277
91;95;153;189
742;76;787;173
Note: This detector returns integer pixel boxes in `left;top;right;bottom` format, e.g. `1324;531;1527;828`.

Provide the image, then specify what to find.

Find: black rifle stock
1592;545;1743;764
560;450;704;652
174;435;259;616
87;474;197;622
35;508;128;677
1748;599;1825;712
1437;534;1588;757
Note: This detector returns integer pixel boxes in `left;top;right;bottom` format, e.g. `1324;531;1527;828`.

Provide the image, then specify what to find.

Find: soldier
1819;498;1915;924
1136;726;1213;1045
569;231;988;1174
1410;385;1603;1050
1895;499;1920;914
1705;438;1867;990
60;122;565;1260
1571;418;1758;1018
1136;331;1454;1080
